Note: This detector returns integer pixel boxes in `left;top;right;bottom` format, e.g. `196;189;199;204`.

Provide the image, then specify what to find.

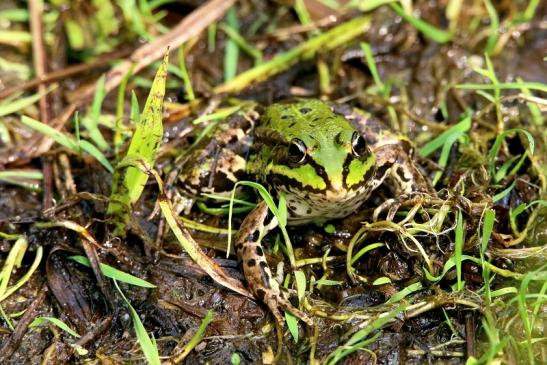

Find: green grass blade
227;181;295;269
480;209;495;254
487;128;535;176
0;87;53;117
326;304;406;364
492;180;516;203
130;90;141;124
0;237;43;302
360;42;384;90
294;0;312;26
386;282;422;304
178;44;195;101
419;114;471;157
29;317;81;338
351;242;384;264
220;24;262;64
455;82;547;93
389;3;452;43
215;15;372;94
114;280;161;365
175;310;214;362
83;74;109;151
483;0;499;54
115;65;135;154
0;9;29;22
223;7;239;81
0;170;43;180
78;140;114;173
68;255;156;288
372;277;392;285
21;116;78;151
454;210;464;291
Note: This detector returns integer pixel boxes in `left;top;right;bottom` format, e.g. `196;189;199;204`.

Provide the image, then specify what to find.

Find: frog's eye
288;138;307;164
351;132;368;157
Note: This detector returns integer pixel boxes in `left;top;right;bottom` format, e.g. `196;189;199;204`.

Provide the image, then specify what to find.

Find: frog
177;99;433;325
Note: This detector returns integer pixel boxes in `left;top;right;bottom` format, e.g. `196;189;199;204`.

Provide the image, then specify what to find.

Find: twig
29;0;49;125
73;316;113;348
466;313;475;358
29;0;54;212
0;286;48;360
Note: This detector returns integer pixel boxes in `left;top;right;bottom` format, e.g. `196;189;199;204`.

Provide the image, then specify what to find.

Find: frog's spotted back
261;100;355;147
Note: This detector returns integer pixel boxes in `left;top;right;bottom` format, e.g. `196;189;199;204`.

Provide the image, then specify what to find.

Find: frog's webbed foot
261;287;313;327
236;201;313;327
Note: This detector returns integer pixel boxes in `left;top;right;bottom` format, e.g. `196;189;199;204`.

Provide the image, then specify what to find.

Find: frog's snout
329;178;344;193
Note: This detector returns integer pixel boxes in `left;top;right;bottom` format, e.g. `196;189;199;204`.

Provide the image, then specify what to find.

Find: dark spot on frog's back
256;288;266;301
281;115;290;120
299;107;311;114
247;259;256;267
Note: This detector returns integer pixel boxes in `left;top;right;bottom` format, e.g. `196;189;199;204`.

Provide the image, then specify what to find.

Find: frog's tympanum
178;99;433;324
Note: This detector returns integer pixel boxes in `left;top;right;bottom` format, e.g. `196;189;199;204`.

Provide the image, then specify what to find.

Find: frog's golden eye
288;138;307;164
351;132;368;157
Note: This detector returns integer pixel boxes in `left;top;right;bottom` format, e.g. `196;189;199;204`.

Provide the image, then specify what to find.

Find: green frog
178;99;432;325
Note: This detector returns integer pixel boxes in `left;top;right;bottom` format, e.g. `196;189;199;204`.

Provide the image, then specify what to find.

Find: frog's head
261;100;376;201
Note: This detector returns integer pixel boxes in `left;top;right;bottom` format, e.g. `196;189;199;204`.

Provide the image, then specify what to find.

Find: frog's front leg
235;201;312;326
373;144;435;220
374;144;433;194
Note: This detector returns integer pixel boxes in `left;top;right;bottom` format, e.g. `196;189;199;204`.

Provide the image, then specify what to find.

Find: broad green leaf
107;52;168;234
285;312;299;343
294;270;306;302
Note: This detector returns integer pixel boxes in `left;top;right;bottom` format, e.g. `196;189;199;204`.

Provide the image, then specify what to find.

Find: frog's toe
373;198;399;221
258;288;313;327
373;192;429;221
